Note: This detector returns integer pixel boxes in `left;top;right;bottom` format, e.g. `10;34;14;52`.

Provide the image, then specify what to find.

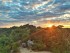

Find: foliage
30;25;70;53
0;24;70;53
0;24;37;53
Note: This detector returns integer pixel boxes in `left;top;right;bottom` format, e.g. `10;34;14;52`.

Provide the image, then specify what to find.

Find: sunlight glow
47;24;54;27
43;24;54;28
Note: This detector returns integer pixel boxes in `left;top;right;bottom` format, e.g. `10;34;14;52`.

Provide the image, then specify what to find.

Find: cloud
0;0;70;27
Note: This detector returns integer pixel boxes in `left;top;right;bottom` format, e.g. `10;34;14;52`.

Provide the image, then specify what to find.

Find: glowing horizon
0;23;70;28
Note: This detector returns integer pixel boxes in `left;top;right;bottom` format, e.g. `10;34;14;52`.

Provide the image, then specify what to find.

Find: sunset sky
0;0;70;28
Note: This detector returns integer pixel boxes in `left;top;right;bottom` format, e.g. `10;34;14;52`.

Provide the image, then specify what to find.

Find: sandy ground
20;47;52;53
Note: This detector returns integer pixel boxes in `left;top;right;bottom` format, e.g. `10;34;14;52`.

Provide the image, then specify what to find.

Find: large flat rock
20;47;52;53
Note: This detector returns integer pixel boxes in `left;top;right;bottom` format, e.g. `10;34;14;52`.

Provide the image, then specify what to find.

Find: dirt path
20;47;52;53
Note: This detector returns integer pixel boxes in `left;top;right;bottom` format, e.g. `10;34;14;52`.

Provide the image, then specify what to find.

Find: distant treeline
0;24;70;53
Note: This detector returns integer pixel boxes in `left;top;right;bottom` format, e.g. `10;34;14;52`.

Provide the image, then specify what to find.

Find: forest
0;24;70;53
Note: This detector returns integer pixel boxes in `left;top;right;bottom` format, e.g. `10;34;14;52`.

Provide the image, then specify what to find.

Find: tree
0;35;11;53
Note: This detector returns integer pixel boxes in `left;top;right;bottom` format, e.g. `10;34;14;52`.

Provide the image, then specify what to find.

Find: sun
47;24;53;27
43;24;54;28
